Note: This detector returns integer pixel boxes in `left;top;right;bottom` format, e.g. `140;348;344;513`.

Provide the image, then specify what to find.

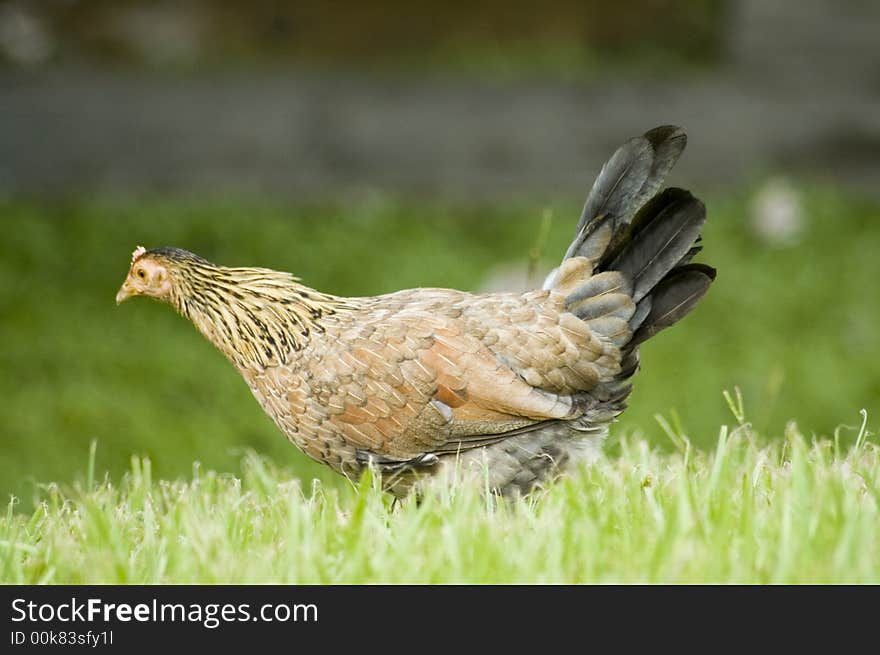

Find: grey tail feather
564;125;687;262
608;189;706;303
630;264;715;346
558;126;715;355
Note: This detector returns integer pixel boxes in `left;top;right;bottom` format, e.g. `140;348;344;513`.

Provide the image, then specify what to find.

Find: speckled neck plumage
164;255;347;371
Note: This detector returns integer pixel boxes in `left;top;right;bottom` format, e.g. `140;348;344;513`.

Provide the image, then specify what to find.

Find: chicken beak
116;280;136;305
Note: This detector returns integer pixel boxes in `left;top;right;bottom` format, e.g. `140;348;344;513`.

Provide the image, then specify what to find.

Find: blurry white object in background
750;177;805;247
0;2;52;67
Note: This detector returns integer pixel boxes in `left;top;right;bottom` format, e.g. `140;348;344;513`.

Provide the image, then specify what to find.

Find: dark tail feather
552;126;715;356
632;126;688;213
630;264;715;346
609;190;706;303
564;126;687;262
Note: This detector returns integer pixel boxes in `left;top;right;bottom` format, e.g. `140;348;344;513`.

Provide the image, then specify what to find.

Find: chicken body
117;126;715;497
245;285;622;496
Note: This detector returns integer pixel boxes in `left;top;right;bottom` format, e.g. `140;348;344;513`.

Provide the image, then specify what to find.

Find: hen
116;126;715;497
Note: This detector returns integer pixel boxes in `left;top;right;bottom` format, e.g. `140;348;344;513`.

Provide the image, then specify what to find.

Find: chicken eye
136;268;146;280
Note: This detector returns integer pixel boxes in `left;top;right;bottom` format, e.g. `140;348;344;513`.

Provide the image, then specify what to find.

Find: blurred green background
1;0;878;508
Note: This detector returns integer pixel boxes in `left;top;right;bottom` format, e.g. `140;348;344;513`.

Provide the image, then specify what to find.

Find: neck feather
169;262;344;371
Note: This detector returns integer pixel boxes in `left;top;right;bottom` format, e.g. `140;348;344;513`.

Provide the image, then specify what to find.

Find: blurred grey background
1;0;878;201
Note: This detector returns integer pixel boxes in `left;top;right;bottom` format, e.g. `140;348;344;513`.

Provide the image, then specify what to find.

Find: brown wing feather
303;290;621;461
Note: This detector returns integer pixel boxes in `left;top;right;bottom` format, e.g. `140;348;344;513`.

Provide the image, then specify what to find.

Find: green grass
1;188;879;512
1;185;878;582
2;415;878;583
